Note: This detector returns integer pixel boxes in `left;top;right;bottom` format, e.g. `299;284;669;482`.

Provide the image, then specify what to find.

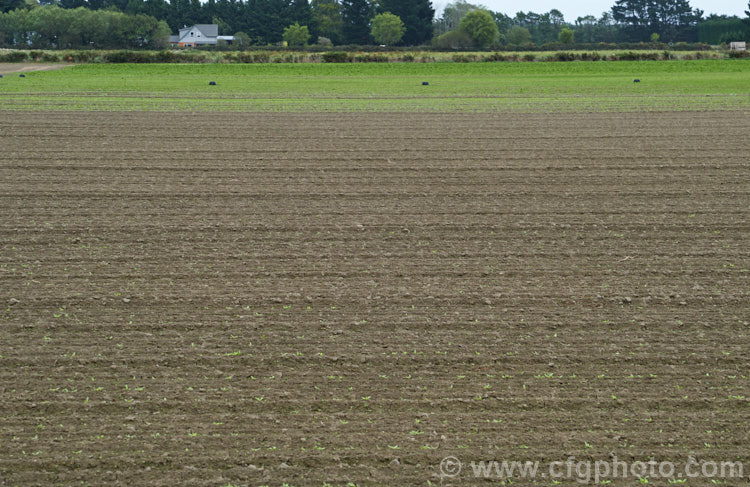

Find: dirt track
0;63;72;75
1;111;749;486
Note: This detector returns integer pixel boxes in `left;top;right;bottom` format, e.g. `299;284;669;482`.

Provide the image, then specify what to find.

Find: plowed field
1;109;749;486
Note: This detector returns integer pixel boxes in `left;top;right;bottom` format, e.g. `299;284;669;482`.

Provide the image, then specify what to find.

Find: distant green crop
0;60;747;112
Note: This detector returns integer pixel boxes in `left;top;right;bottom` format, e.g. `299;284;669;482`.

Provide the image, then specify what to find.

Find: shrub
68;51;95;62
554;51;576;61
354;53;389;62
234;52;271;63
104;51;154;63
317;36;333;48
432;30;473;50
452;54;476;62
483;52;506;62
558;28;574;44
41;52;60;62
322;51;350;63
615;51;639;61
728;50;748;58
155;50;178;63
0;51;27;62
580;52;601;61
283;22;310;47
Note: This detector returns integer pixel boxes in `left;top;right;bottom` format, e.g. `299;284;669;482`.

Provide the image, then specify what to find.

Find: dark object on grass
209;81;216;86
19;74;25;78
422;81;429;86
634;79;641;83
0;74;3;78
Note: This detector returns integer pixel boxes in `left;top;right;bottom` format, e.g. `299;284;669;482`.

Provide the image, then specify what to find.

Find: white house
729;42;746;52
169;24;234;47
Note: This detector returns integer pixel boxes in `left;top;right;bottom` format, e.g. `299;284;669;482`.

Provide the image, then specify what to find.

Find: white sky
433;0;748;21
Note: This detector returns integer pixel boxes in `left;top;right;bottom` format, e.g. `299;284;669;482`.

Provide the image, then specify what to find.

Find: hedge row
1;48;744;64
197;41;715;53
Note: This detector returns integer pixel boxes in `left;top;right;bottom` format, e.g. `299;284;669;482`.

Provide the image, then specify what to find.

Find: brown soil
0;63;73;75
0;111;749;486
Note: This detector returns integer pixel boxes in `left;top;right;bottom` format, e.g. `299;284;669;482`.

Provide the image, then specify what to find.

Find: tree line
1;0;748;49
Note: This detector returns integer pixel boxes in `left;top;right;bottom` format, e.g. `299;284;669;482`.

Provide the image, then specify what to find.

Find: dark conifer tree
378;0;434;45
341;0;373;44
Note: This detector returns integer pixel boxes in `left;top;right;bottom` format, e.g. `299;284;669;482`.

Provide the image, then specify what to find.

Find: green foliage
371;12;405;45
233;31;250;48
0;0;24;14
0;6;169;49
0;50;27;61
312;0;343;45
496;10;568;45
432;29;473;49
558;27;574;44
104;50;156;63
377;0;434;45
572;13;620;44
0;0;736;50
718;30;745;43
458;10;498;48
341;0;374;44
353;53;388;62
322;51;350;63
316;36;333;47
506;25;532;45
697;16;748;44
439;1;483;33
151;20;171;49
650;32;660;42
283;22;310;47
611;0;704;42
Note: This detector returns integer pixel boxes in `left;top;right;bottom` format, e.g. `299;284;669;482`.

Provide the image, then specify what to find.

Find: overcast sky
432;0;748;21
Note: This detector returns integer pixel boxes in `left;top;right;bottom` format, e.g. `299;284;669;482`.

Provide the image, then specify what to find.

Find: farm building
169;24;234;47
729;42;746;51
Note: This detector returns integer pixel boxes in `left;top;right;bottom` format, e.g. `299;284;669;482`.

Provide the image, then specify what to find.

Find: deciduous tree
506;24;531;44
558;26;574;43
371;12;405;45
283;21;309;46
458;9;497;48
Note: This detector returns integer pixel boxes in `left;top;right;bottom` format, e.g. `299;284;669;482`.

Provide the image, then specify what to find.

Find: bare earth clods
0;111;749;486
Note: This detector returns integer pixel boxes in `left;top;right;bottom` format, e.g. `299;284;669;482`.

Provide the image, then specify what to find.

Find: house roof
193;24;219;38
172;24;221;44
